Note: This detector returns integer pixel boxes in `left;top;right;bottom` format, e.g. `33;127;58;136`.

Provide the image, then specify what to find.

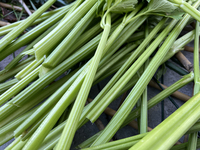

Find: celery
4;22;59;71
14;68;80;137
34;0;98;60
56;11;112;150
0;4;71;61
0;79;18;94
187;11;200;150
0;66;40;106
0;0;57;52
0;57;34;83
91;2;195;144
42;1;97;69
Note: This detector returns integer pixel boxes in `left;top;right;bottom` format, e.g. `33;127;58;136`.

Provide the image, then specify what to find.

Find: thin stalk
149;80;191;102
0;57;34;83
130;91;200;150
80;17;166;126
139;21;149;134
42;2;97;69
87;18;176;124
170;0;200;22
122;72;194;127
4;136;21;150
0;0;57;52
14;68;81;137
0;5;71;61
15;57;44;80
0;79;18;94
91;5;196;144
165;61;189;76
0;66;40;106
34;0;97;60
163;29;200;63
0;71;75;125
56;13;111;150
4;22;59;71
187;17;200;150
82;133;146;150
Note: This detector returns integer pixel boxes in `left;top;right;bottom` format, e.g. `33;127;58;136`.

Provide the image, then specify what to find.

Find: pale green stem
4;137;21;150
15;57;44;80
91;2;196;145
56;13;111;150
14;68;81;137
4;22;59;71
34;0;97;60
0;65;40;106
79;18;166;126
0;0;57;52
42;2;97;69
87;18;176;124
0;79;18;94
187;16;200;150
170;0;200;22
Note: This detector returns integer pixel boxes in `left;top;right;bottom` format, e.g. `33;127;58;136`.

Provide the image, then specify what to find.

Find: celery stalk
187;12;200;150
56;12;112;150
91;2;197;144
34;0;98;60
0;0;57;52
42;1;97;69
0;66;40;106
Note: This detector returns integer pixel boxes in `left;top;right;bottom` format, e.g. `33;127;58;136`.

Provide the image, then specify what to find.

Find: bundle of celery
1;0;200;149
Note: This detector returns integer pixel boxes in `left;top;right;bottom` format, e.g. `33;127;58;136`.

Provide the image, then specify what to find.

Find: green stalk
0;71;75;125
139;21;149;134
34;0;97;60
0;0;57;52
0;79;18;94
4;22;59;71
187;16;200;150
0;4;72;35
118;72;194;128
4;137;21;150
170;0;200;22
0;5;71;61
0;66;40;106
8;32;99;107
130;91;200;150
91;4;196;145
56;13;112;150
82;133;146;150
14;68;81;137
163;29;200;63
0;57;34;83
0;106;38;146
15;57;44;80
171;139;200;150
86;18;175;124
22;63;90;150
42;2;97;69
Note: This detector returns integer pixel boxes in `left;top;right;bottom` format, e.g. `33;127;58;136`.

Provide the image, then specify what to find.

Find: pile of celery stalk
1;0;200;149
